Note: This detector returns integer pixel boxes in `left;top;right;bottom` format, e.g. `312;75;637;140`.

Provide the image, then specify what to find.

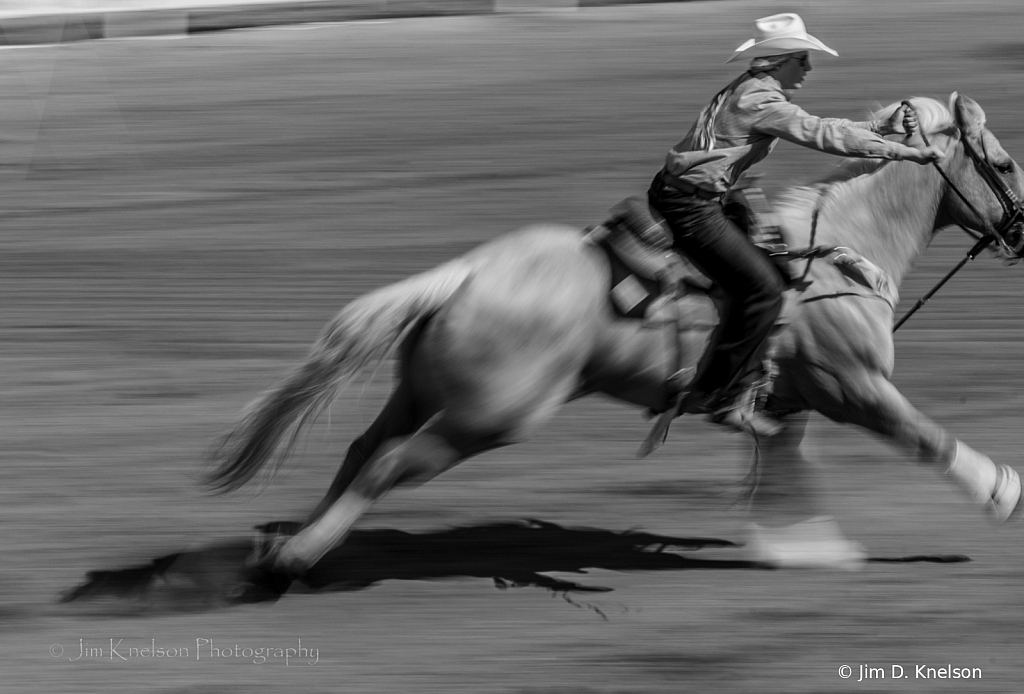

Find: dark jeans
649;173;785;408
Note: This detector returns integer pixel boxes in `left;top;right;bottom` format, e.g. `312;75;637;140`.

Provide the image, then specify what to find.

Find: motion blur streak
3;2;1024;692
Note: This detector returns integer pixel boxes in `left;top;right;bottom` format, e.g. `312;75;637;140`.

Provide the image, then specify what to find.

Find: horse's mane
776;97;956;216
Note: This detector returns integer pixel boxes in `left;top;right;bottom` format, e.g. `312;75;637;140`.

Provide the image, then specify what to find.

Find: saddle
584;176;896;452
582;197;698;321
582;174;786;321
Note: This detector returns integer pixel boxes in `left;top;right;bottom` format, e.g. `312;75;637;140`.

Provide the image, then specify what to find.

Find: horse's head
938;93;1024;259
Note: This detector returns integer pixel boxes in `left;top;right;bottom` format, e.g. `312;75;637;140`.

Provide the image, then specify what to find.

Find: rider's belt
662;176;723;202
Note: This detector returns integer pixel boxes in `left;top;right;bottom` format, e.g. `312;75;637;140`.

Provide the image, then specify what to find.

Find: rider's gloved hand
901;106;919;137
873;103;917;137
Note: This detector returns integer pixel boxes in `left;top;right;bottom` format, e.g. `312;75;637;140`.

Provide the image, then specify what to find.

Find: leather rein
892;101;1024;331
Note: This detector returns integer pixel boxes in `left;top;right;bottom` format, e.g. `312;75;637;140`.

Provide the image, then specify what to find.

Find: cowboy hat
726;13;838;63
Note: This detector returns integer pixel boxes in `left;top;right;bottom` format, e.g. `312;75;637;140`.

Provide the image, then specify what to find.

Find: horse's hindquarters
411;228;608;442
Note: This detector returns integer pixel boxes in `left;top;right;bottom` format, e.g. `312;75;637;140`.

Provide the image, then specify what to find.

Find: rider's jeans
648;177;785;408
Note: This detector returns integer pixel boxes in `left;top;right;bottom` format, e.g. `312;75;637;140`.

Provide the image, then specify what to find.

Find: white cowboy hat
726;13;838;63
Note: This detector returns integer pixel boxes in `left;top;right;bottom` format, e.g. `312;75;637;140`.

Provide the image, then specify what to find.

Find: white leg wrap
946;441;998;505
990;464;1022;522
946;441;1021;521
747;516;867;570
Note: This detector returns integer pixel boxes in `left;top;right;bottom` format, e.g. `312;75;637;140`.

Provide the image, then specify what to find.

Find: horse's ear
952;92;986;137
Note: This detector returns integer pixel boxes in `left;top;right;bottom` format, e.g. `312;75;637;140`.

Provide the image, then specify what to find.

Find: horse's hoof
228;567;294;604
246;530;290;569
989;464;1022;522
746;517;867;571
271;547;313;577
248;530;315;577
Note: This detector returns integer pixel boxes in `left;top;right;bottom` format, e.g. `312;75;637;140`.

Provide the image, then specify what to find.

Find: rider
648;12;946;436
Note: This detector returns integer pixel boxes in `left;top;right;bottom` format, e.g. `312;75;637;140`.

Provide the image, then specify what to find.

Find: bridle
903;100;1024;261
893;101;1024;331
959;130;1024;259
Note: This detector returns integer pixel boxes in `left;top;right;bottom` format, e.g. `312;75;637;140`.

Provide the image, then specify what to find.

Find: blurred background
2;0;1023;691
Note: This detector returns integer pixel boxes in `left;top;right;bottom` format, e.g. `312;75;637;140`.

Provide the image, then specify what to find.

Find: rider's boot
706;378;782;438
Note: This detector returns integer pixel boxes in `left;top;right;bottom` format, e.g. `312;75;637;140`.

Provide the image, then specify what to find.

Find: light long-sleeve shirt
663;74;905;194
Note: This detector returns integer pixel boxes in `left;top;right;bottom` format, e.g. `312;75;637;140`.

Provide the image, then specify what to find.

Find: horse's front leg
749;366;1021;570
809;366;1022;522
747;411;868;569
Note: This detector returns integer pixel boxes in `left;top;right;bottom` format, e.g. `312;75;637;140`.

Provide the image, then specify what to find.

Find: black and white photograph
3;0;1022;691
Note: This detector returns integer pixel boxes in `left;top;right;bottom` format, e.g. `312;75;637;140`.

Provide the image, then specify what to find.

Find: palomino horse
208;94;1023;576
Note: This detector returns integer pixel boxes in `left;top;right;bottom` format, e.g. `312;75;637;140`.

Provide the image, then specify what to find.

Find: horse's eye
995;161;1015;175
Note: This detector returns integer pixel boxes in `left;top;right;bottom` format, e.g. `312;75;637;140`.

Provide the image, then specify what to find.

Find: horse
207;94;1023;577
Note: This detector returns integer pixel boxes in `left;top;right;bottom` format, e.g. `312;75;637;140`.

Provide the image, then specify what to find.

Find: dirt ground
3;1;1024;692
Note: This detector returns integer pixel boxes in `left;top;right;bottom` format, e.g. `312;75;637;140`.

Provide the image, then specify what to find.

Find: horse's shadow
58;519;970;617
58;519;750;615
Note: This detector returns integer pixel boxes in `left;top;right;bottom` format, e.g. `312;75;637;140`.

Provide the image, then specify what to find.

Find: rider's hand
903;146;945;165
901;106;919;137
876;104;907;136
875;103;917;137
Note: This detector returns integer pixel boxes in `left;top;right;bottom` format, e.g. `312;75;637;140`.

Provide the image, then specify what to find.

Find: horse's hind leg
248;378;426;569
268;358;579;576
269;411;519;576
305;373;424;523
305;318;440;523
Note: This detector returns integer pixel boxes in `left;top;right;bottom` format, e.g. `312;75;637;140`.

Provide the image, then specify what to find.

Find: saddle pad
597;240;662;319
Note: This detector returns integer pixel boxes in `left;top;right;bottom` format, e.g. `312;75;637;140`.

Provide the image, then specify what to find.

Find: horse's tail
205;257;474;493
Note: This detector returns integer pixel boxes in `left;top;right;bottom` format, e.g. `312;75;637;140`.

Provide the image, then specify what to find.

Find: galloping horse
208;94;1023;576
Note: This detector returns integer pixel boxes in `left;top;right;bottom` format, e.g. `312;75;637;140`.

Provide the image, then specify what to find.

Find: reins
892;235;992;331
892;101;1023;331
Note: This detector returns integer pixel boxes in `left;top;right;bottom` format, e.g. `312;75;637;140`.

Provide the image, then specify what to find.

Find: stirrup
708;405;783;438
707;379;782;438
637;368;695;458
